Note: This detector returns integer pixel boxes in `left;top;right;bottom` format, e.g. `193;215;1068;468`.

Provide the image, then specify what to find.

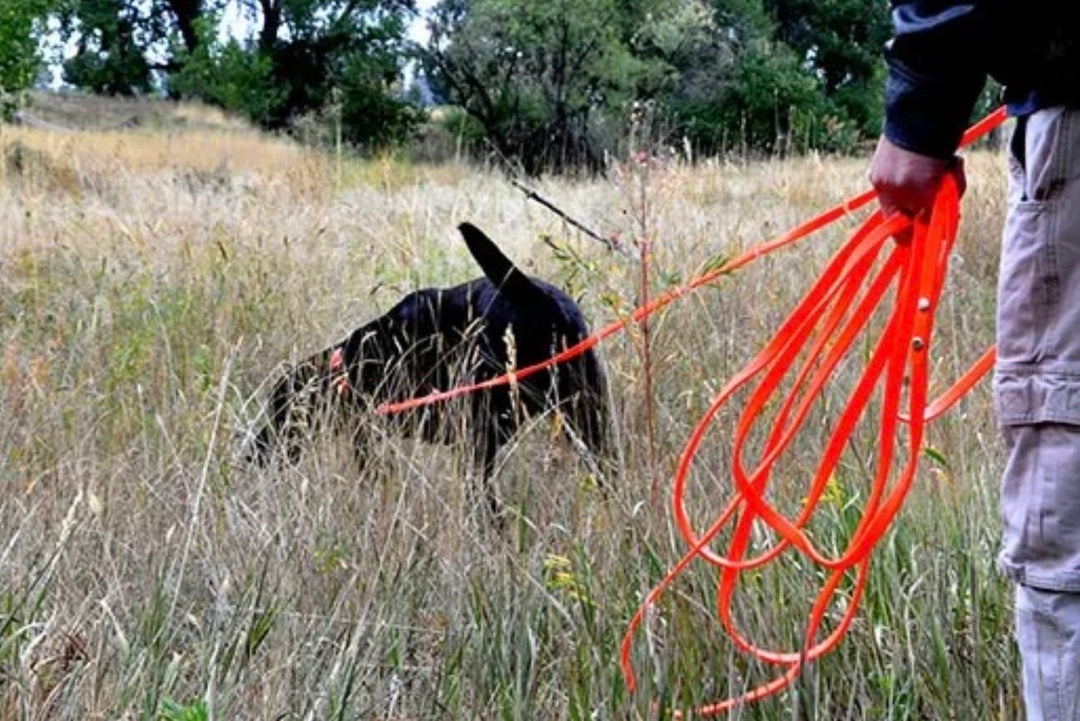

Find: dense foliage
0;0;53;117
9;0;901;169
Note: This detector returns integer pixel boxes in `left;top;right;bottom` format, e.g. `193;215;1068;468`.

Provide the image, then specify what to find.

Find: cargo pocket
997;108;1078;368
997;201;1059;366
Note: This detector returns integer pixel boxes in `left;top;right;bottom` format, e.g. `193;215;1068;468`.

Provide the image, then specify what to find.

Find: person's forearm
884;1;990;158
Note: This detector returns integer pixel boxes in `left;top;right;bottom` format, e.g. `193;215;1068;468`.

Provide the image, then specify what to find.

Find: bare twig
510;178;635;260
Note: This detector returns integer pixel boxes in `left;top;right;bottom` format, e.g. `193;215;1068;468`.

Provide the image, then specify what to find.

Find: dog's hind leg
248;359;322;465
469;426;501;521
562;384;615;490
467;402;513;523
343;414;373;473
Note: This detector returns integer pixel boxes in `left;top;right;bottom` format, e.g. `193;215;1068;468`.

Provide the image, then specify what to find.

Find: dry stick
638;237;660;510
633;171;660;512
621;105;662;510
509;178;635;260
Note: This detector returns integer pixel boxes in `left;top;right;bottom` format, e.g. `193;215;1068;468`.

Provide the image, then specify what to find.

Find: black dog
248;222;611;515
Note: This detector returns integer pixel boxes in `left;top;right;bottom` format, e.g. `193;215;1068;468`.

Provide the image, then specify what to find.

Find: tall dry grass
1;108;1017;720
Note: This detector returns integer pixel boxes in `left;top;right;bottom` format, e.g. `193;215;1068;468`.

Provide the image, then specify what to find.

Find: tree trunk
166;0;201;53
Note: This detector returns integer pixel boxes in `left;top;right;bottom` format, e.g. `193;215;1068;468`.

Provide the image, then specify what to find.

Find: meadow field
1;99;1017;720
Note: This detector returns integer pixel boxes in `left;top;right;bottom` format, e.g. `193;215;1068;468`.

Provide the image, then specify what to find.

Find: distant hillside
1;90;336;192
12;90;254;133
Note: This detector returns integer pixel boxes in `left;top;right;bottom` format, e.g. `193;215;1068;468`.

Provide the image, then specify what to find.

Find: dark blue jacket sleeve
884;1;992;158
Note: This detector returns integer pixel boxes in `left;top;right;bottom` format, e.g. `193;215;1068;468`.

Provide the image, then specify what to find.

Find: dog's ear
458;222;541;301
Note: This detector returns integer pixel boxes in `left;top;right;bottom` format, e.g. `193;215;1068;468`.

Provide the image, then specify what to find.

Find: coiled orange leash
374;108;1007;714
619;107;1007;715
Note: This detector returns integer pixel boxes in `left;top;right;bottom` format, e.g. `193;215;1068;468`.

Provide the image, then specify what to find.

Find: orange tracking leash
376;107;1008;713
619;107;1006;715
621;174;957;715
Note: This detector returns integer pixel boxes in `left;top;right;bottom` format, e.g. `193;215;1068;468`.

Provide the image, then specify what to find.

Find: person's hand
869;135;966;221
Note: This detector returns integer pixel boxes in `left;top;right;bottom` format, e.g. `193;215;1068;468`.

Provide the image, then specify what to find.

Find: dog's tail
458;222;540;300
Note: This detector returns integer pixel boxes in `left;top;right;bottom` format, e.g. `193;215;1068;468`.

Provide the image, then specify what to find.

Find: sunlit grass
0;105;1017;719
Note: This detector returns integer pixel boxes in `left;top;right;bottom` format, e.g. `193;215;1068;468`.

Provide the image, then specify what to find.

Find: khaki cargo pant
995;106;1080;721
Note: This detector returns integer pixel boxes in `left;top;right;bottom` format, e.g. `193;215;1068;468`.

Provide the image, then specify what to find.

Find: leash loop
619;164;985;714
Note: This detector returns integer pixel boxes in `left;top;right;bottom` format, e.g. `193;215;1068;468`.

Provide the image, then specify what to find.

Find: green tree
335;35;422;149
423;0;697;174
423;0;884;169
0;0;51;116
165;0;209;53
173;3;420;148
654;0;883;156
170;0;418;148
57;0;215;82
56;0;210;95
764;0;892;135
259;0;415;131
61;0;157;95
52;0;417;148
170;15;283;123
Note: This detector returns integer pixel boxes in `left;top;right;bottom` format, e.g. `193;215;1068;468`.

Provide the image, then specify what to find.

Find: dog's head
245;330;396;466
245;357;330;466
